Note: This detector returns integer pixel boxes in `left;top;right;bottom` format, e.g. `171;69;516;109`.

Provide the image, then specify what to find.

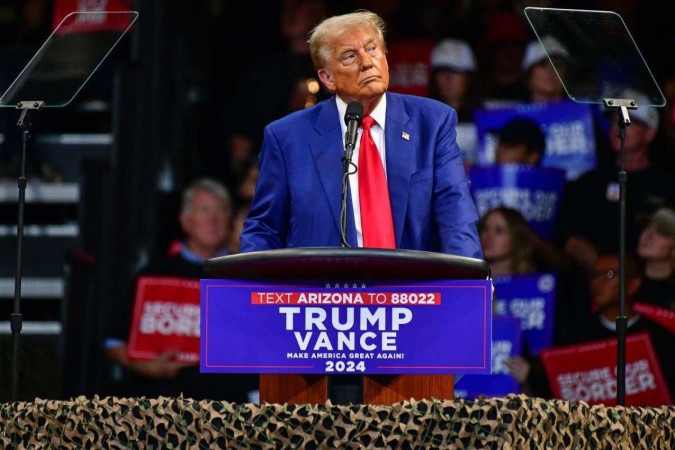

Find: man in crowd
555;253;674;395
554;91;675;272
493;116;546;165
105;178;258;401
240;10;482;258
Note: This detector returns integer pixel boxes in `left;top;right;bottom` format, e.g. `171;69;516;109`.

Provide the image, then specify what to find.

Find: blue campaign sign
468;164;566;239
454;316;522;399
201;278;493;375
473;100;597;180
492;273;556;356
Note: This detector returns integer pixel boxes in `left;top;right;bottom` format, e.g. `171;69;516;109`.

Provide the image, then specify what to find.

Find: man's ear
318;68;336;92
178;211;190;234
527;152;542;166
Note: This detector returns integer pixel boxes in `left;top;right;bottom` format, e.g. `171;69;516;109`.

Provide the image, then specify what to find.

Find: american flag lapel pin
401;131;410;141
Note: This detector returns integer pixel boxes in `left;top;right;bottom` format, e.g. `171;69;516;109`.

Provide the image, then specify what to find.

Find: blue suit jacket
240;92;483;259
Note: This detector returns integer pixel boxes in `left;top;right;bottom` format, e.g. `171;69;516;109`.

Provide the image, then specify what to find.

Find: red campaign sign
633;302;675;333
542;332;672;407
52;0;135;33
386;38;435;97
127;276;201;362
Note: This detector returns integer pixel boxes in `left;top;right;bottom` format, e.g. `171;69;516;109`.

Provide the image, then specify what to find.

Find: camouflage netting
1;394;673;449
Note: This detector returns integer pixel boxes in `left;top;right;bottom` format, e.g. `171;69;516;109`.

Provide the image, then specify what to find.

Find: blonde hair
307;10;386;69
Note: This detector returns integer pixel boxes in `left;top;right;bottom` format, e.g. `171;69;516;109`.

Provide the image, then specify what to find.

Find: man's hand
505;356;531;383
129;349;195;380
106;346;195;380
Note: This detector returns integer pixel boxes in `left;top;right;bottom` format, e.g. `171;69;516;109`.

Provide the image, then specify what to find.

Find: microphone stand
339;142;357;247
603;97;636;407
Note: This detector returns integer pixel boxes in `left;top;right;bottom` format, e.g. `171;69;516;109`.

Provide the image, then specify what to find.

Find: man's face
434;69;468;105
495;142;538;164
607;117;655;158
180;190;230;253
590;255;621;308
317;27;389;105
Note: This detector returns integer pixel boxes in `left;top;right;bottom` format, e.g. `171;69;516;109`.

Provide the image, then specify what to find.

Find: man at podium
240;10;482;259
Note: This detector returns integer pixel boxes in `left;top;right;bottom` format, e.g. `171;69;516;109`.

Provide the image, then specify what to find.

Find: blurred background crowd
0;0;673;405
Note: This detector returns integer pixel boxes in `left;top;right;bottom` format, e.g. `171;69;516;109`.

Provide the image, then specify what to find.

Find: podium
204;247;490;405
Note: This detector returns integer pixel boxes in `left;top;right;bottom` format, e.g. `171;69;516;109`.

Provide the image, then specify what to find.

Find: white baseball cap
609;88;660;129
522;35;569;71
627;90;660;129
430;39;476;73
638;207;675;238
652;207;675;238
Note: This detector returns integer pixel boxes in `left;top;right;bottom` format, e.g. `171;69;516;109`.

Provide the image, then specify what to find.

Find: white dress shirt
336;95;388;247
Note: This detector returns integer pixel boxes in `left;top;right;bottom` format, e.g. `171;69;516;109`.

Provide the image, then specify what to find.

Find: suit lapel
309;98;352;241
384;93;414;245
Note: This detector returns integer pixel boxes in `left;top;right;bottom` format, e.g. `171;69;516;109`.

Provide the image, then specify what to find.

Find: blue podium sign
469;164;567;239
201;278;493;375
455;316;522;398
493;273;556;356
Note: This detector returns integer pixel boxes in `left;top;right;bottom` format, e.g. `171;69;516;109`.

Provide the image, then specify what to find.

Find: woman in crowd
634;207;675;311
428;38;480;122
478;206;537;277
478;207;552;396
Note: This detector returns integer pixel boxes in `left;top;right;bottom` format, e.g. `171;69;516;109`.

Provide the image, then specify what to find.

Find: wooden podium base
259;374;454;405
260;374;328;404
363;374;454;405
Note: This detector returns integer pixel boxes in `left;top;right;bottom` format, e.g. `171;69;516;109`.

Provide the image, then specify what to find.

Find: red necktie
358;116;395;248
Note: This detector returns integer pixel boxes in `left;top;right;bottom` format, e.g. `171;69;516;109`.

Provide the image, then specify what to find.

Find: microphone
344;101;364;156
340;101;363;248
